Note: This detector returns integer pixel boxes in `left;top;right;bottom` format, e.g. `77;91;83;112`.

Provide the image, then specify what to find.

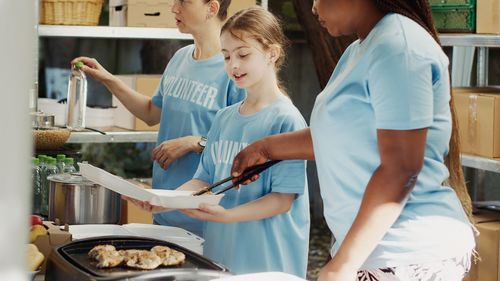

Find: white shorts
357;252;472;281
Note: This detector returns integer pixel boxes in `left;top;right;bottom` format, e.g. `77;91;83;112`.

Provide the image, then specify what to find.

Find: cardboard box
475;210;500;281
463;210;500;281
120;179;153;224
477;0;500;34
113;75;161;131
109;0;128;27
227;0;257;17
32;221;72;273
127;0;176;28
126;0;256;28
453;87;500;158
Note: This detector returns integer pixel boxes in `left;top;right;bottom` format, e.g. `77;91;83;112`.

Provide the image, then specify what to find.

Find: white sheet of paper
79;163;223;209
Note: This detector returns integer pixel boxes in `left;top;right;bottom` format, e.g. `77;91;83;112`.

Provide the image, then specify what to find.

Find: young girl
138;7;310;277
72;0;245;237
231;1;476;281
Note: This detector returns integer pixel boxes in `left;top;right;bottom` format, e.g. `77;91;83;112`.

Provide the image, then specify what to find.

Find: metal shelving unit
37;2;269;146
440;34;500;47
439;34;500;199
440;34;500;87
67;127;157;143
461;154;500;173
38;25;193;40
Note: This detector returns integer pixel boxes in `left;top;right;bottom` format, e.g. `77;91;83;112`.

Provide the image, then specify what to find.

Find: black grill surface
52;236;227;279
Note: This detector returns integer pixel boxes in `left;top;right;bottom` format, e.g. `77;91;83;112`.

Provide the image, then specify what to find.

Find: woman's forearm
177;179;210;191
263;128;315;160
103;76;161;126
226;192;295;222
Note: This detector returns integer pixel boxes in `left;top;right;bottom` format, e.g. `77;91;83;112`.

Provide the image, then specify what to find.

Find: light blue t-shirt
310;14;475;269
151;44;246;236
194;95;310;277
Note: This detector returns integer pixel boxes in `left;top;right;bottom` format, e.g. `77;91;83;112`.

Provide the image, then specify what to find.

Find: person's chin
326;28;343;37
177;26;188;34
234;78;250;89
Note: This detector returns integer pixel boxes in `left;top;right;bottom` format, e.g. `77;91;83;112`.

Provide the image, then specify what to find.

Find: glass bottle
63;157;77;174
56;154;66;173
32;157;42;215
41;158;58;216
38;155;47;194
66;63;87;131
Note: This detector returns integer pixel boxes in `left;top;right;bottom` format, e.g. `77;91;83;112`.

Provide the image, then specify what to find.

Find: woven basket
40;0;103;26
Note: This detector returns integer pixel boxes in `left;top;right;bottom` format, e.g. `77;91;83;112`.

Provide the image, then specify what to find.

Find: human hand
231;139;270;185
317;259;357;281
181;203;232;223
152;136;199;170
71;56;113;83
122;195;172;214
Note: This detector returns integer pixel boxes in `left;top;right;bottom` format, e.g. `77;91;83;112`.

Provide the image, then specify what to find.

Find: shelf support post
477;47;489;87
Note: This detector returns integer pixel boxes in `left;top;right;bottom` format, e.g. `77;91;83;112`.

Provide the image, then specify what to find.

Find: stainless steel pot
47;174;121;224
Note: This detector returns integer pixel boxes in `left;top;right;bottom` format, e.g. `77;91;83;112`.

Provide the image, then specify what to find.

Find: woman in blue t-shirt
231;1;475;281
141;7;310;277
72;0;245;237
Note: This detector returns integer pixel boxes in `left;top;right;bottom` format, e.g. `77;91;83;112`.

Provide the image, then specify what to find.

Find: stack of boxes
467;209;500;281
453;87;500;158
476;0;500;34
113;75;162;131
109;0;257;28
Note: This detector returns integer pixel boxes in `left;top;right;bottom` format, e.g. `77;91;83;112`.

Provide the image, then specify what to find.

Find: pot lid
47;173;95;185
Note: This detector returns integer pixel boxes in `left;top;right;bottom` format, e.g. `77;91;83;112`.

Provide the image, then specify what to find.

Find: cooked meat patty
151;245;185;266
88;244;185;270
121;249;162;270
150;246;172;260
165;249;186;266
95;250;124;268
88;245;116;260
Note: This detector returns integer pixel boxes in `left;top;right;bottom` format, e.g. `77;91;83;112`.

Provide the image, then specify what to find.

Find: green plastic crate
431;5;476;32
429;0;475;6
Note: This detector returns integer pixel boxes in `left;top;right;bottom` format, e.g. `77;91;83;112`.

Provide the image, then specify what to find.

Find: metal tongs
193;160;282;196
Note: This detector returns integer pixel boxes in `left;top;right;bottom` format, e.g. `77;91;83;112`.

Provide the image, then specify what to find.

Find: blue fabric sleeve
270;113;307;194
270;160;306;195
368;52;434;130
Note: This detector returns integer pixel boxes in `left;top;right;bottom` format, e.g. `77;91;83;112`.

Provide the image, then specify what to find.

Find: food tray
56;236;226;278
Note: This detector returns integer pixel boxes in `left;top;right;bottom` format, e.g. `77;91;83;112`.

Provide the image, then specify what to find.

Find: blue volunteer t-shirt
310;14;474;269
194;95;310;277
151;44;245;236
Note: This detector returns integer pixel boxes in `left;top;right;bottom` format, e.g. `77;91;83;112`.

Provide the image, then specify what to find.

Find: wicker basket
40;0;103;26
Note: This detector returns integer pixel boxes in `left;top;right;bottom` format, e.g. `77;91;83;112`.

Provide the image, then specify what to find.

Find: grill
45;236;230;281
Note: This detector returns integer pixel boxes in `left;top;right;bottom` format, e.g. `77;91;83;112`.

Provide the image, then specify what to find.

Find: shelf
440;34;500;47
67;127;157;143
461;154;500;173
37;25;193;40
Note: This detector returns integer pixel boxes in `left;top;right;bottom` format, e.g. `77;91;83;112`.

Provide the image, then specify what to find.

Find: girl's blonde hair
221;7;289;72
